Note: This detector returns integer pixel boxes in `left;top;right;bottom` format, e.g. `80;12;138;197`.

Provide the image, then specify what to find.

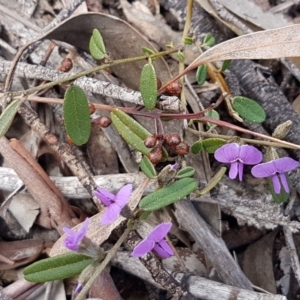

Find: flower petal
251;161;276;178
272;157;300;173
94;188;116;206
279;173;290;193
239;145;262;165
62;218;89;251
154;239;174;258
238;163;244;181
271;174;281;194
114;184;132;209
214;143;240;163
147;222;172;243
101;204;121;225
131;239;155;257
229;161;238;179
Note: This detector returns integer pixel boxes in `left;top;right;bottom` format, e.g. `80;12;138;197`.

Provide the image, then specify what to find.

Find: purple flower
131;222;174;258
94;184;132;225
214;143;263;181
62;218;89;251
74;283;83;294
251;157;299;194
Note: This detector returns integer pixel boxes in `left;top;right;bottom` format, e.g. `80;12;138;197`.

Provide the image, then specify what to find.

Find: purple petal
114;184;132;208
101;204;121;225
239;145;262;165
131;239;155;257
154;239;174;258
238;163;244;181
147;222;172;243
214;143;240;163
74;283;83;294
251;161;276;178
62;218;89;251
271;174;281;194
279;173;290;193
272;157;299;173
229;161;238;179
94;188;116;206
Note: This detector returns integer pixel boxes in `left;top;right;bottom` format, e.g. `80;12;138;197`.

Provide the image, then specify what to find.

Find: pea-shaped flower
214;143;263;181
251;157;299;194
131;222;174;258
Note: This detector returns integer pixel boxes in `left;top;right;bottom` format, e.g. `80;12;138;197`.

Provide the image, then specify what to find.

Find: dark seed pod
97;116;112;128
144;136;157;148
175;142;189;156
164;134;181;147
147;147;163;164
89;103;96;115
58;58;73;72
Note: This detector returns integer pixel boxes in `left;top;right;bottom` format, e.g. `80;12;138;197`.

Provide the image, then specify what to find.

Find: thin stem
75;225;133;300
9;48;178;97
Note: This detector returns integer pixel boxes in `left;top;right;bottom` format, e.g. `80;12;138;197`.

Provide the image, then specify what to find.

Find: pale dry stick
283;226;300;287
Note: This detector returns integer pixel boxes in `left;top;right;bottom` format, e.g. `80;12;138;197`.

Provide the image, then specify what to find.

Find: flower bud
144;136;157;148
175;142;189;155
164;134;181;146
96;116;112;128
58;58;73;72
148;147;162;164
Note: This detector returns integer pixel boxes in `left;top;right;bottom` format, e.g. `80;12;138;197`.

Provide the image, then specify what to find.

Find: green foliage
89;29;106;60
23;253;93;282
184;37;194;45
205;109;220;129
191;141;203;154
232;96;266;123
176;167;195;178
220;60;231;72
0;99;21;139
63;86;91;146
196;65;207;85
177;51;185;62
139;178;198;211
140;156;157;178
203;34;215;47
202;138;227;153
110;109;152;155
142;47;155;55
140;62;157;110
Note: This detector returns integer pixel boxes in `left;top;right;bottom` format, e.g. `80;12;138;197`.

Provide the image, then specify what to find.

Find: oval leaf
203;33;215;47
89;29;106;60
111;109;151;155
205;109;220;129
176;167;195;178
196;65;207;85
23;253;93;282
220;60;231;72
139;178;198;211
202;138;226;153
140;63;157;110
63;86;91;146
191;141;203;154
232;96;266;123
267;176;289;204
0;99;21;139
140;156;157;179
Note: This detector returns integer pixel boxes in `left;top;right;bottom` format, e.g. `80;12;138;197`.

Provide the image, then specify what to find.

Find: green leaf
89;29;106;60
184;37;194;45
220;60;231;72
196;65;207;85
140;63;157;110
191;141;203;154
232;96;266;123
202;138;226;153
111;109;152;155
139;178;198;211
177;51;185;62
142;47;155;55
267;175;289;204
205;109;220;129
140;156;157;179
23;253;93;283
0;99;21;139
176;167;195;178
63;86;91;146
203;34;215;47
